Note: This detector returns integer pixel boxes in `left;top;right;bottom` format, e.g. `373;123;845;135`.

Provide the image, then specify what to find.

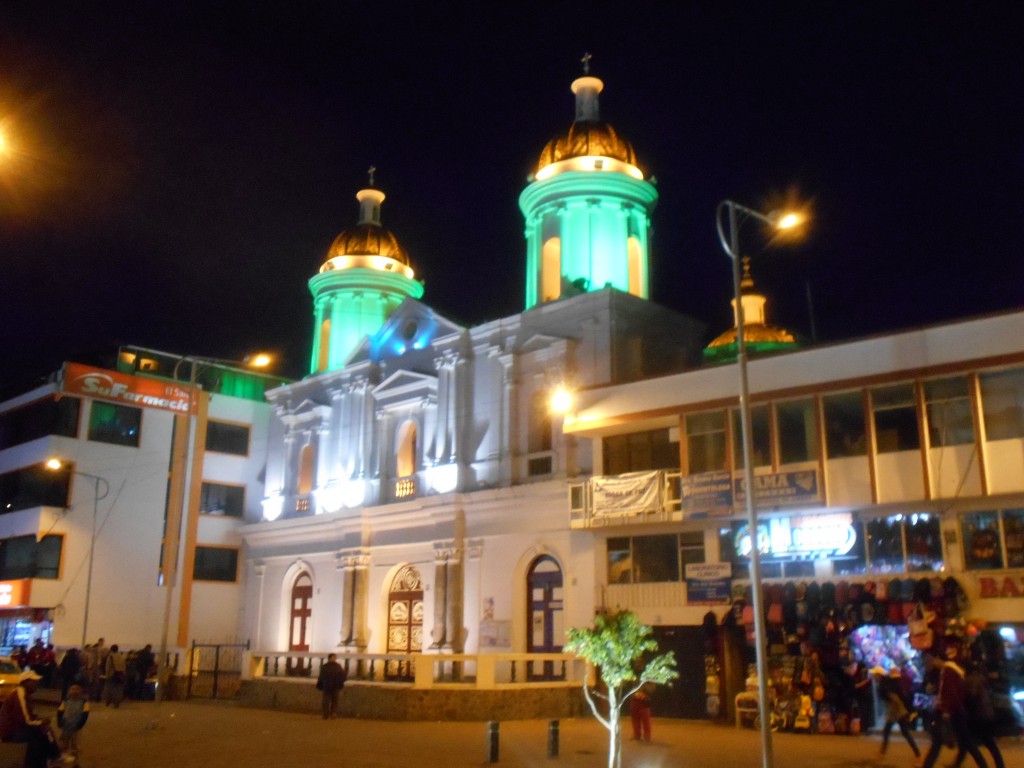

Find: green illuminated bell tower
520;63;658;310
308;178;423;374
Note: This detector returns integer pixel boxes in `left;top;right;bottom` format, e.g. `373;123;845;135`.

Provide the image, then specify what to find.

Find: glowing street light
715;200;805;768
550;386;574;415
46;459;109;647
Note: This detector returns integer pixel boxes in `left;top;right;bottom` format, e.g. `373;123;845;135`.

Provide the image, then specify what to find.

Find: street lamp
45;459;109;647
155;352;271;703
715;200;802;768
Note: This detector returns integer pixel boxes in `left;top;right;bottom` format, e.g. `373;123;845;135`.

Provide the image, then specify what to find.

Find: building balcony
569;469;682;528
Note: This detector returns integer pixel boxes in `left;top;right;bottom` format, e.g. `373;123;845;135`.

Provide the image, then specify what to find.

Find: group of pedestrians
56;639;156;707
0;668;85;767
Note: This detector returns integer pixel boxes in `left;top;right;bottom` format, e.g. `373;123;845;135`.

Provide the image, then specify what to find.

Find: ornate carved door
287;572;312;676
386;565;423;680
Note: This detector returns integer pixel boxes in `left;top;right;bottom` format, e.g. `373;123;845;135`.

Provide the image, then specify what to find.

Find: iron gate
187;641;249;699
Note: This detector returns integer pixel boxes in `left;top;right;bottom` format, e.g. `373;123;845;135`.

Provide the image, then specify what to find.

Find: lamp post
45;459;108;647
155;352;270;703
715;200;801;768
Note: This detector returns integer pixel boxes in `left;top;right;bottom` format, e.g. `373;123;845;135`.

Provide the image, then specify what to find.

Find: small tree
565;610;678;768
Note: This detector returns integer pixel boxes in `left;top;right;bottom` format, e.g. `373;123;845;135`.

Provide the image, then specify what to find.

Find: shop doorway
287;572;312;677
650;625;707;718
527;555;564;680
386;565;423;680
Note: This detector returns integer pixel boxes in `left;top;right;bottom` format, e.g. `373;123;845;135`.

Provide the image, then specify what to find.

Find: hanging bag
908;603;934;650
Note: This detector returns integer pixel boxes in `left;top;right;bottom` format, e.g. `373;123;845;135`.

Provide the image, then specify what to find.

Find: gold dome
706;324;798;349
326;223;410;266
536;121;638;175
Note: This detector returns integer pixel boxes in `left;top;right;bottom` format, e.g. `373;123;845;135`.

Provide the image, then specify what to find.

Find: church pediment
373;369;438;410
517;333;569;354
346;298;464;366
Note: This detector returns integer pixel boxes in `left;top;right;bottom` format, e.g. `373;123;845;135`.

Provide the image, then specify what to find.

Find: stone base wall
238;680;585;721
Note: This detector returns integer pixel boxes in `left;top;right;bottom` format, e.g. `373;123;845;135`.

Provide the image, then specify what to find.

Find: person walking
57;649;82;702
315;654;347;720
57;683;90;762
629;686;653;742
0;669;63;768
871;666;922;764
921;649;988;768
949;661;1005;768
102;645;127;708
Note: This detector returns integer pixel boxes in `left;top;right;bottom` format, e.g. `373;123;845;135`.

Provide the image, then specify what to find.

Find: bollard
547;719;559;758
487;721;500;763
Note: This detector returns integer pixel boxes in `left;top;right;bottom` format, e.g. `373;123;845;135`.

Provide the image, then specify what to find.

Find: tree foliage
565;610;678;768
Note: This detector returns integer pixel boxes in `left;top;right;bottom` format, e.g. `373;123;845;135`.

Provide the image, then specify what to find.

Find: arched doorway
386;565;423;680
527;555;564;680
287;572;313;676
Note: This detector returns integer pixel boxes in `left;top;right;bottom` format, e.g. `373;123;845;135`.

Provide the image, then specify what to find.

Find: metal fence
187;641;249;699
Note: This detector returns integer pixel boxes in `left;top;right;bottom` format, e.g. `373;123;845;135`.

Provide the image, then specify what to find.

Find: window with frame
679;531;706;570
872;384;920;453
0;465;71;514
205;421;250;456
776;398;819;464
731;405;771;469
607;533;703;584
961;509;1024;570
603;428;679;476
0;533;61;580
0;396;80;450
864;513;943;573
199;482;245;517
87;401;141;447
192;546;239;582
686;411;727;474
823;392;866;457
924;376;974;447
35;535;63;579
979;368;1024;440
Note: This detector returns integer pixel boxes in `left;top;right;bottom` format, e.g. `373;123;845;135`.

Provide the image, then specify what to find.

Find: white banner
591;471;661;515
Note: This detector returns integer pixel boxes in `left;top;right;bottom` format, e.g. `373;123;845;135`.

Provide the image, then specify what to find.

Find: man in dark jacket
316;654;347;720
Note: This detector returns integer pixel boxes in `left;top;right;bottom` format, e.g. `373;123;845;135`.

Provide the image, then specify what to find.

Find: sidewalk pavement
38;697;1024;768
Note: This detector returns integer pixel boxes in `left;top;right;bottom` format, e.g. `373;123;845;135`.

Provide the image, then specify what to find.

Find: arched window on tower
298;443;315;495
317;318;331;372
627;236;643;297
542;237;562;303
397;420;417;478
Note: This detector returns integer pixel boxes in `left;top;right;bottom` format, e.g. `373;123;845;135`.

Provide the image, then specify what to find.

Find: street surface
36;698;1024;768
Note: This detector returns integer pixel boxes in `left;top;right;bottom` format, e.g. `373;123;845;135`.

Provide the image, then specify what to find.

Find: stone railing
245;650;584;690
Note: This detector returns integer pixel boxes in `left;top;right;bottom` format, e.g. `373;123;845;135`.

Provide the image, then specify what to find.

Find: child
57;684;90;762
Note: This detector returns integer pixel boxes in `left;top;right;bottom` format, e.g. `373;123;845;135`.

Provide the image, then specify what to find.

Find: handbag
908;604;934;650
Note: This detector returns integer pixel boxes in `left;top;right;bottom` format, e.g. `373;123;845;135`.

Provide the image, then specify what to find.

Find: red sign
63;363;194;414
0;580;31;608
978;576;1024;598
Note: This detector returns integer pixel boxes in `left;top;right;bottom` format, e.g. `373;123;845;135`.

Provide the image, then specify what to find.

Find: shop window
872;384;920;453
205;421;250;456
925;377;974;447
199;482;245;517
686;410;726;474
961;509;1024;570
777;398;818;464
866;516;905;572
88;401;141;448
732;405;771;469
0;465;71;514
904;514;943;571
603;428;678;476
979;368;1024;440
783;561;816;578
0;396;80;450
823;392;866;457
192;546;239;582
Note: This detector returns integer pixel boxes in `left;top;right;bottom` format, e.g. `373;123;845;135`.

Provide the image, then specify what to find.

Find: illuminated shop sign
0;580;31;608
734;514;858;560
978;576;1024;599
63;362;193;414
683;469;821;517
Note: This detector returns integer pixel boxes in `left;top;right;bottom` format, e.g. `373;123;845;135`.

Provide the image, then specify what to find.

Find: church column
338;555;353;645
498;352;517;485
444;546;464;652
350;552;370;651
430;545;448;648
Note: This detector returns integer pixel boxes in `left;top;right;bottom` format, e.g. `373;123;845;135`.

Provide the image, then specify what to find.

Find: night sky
2;3;1022;396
